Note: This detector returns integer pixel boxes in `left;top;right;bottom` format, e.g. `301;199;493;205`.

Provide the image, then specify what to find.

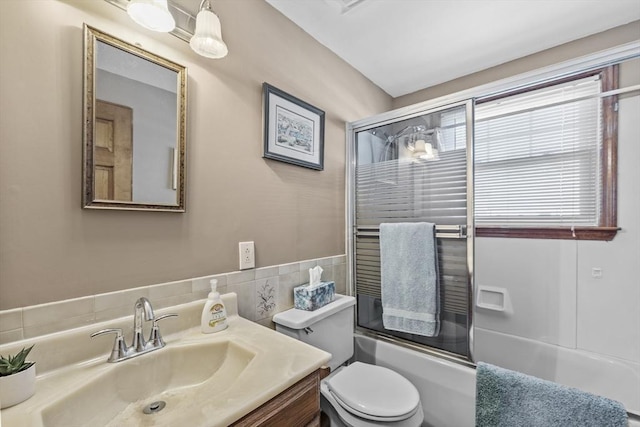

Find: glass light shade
127;0;176;33
190;9;228;59
413;140;438;160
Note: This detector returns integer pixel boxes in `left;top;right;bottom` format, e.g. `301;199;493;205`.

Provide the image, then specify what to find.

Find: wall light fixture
127;0;176;32
189;0;228;59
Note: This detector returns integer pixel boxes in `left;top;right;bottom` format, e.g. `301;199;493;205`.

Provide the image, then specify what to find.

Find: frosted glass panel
353;103;473;358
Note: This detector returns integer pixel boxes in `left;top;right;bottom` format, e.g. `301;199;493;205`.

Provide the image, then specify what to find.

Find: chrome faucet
132;297;154;352
91;297;177;363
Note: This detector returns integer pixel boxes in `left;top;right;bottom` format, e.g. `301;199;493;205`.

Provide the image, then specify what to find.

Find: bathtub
353;333;640;427
474;327;640;415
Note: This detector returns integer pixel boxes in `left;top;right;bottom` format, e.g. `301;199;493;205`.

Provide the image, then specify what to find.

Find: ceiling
265;0;640;97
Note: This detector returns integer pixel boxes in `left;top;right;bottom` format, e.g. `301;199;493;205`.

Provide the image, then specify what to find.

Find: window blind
472;75;602;226
440;109;467;152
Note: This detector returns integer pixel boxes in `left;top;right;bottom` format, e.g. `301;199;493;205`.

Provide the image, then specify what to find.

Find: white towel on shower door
380;222;440;337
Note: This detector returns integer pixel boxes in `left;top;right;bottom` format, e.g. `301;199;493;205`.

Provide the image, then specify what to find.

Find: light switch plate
239;241;255;270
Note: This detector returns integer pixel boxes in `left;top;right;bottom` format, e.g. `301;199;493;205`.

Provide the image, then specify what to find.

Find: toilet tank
273;294;356;371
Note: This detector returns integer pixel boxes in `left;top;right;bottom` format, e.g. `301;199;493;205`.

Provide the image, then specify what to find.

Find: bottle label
208;303;227;328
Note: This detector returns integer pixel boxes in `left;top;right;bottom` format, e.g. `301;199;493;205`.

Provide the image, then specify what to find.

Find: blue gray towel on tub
475;362;628;427
379;222;440;337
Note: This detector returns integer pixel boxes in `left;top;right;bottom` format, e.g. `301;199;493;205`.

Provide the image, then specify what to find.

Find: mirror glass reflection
83;25;187;211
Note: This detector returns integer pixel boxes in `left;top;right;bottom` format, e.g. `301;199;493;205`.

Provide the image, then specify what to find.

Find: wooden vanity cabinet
231;367;329;427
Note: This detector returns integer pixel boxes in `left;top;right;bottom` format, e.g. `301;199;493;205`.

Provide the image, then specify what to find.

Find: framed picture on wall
263;83;325;171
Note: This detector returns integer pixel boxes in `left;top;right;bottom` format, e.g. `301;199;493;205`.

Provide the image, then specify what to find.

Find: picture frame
263;83;325;171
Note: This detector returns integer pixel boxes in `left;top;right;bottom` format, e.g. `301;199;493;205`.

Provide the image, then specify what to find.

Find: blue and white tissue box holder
294;281;335;311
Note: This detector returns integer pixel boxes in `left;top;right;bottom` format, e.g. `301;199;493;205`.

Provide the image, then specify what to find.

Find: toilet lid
326;362;420;420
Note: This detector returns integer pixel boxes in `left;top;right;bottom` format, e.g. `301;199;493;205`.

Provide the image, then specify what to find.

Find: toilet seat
326;362;420;422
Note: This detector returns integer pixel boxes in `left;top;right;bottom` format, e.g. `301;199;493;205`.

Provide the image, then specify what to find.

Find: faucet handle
154;313;179;323
149;313;178;348
90;328;128;363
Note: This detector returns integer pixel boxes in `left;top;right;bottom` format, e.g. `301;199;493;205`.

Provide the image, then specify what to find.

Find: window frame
474;65;619;241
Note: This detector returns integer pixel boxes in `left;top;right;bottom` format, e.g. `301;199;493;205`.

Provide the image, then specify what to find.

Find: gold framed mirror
83;25;187;212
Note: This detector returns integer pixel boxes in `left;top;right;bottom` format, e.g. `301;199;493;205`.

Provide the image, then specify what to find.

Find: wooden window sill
475;226;620;241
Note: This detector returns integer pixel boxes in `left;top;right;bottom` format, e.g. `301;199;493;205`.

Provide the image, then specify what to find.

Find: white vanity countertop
0;294;331;427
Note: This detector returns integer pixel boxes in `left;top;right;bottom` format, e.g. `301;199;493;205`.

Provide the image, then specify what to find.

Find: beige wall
0;0;391;309
393;20;640;109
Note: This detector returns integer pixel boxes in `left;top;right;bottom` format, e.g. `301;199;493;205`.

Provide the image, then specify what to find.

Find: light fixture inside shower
405;128;441;161
408;138;437;160
376;124;442;163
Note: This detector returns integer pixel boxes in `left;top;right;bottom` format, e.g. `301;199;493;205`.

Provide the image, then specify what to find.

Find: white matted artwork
263;83;325;170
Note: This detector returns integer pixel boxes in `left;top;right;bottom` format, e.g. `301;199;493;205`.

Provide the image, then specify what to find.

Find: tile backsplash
0;255;347;344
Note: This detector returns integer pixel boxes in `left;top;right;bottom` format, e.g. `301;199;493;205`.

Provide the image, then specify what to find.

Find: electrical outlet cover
239;241;255;270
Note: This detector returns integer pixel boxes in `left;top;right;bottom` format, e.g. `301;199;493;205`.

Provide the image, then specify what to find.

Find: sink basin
40;340;255;427
0;295;330;427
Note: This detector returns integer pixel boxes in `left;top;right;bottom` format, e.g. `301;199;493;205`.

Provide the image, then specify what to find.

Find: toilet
273;295;424;427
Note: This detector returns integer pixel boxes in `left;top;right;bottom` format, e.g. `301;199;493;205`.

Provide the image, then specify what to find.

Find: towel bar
355;224;467;239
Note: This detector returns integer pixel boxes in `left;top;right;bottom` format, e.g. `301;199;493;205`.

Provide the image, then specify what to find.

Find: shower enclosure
347;100;474;361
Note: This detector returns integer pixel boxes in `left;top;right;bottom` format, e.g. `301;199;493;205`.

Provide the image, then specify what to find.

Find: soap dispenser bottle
201;279;228;333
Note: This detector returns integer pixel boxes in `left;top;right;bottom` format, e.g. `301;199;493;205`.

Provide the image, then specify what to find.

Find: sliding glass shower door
348;100;474;360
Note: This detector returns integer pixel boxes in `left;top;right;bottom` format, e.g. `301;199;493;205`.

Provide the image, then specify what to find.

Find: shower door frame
346;98;476;365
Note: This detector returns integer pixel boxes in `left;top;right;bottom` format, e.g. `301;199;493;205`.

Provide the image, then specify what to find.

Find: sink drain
143;400;166;415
